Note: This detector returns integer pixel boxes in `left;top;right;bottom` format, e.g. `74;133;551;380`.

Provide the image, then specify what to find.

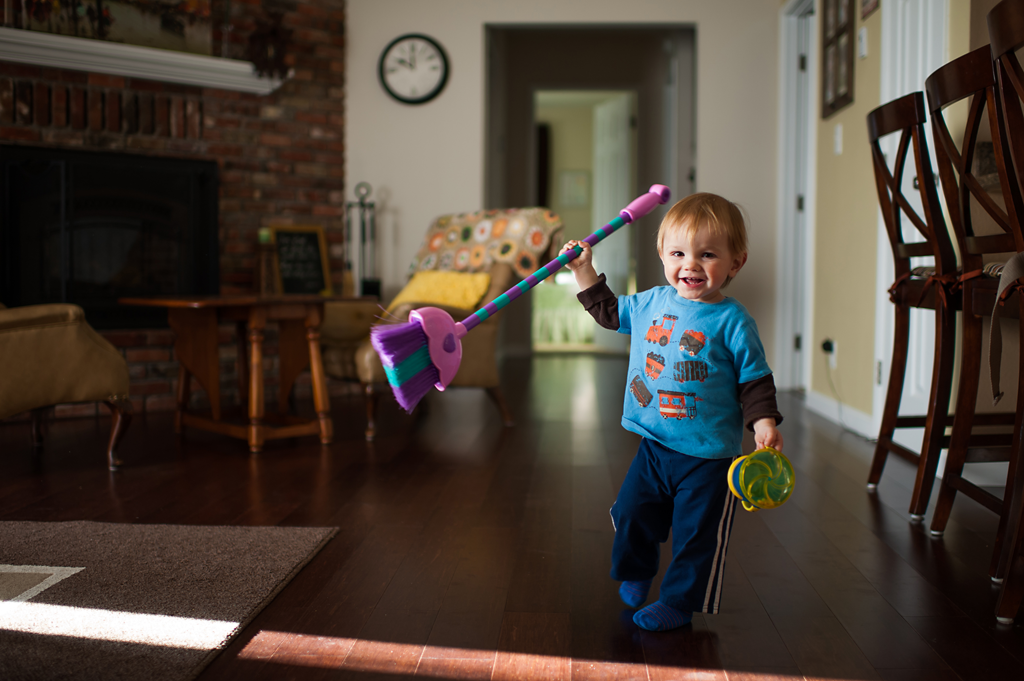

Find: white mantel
0;27;285;95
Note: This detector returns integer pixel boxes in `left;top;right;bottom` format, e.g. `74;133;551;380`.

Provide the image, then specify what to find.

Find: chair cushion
387;270;492;314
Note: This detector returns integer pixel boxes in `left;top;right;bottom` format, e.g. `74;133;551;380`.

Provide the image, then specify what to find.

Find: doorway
531;90;636;353
486;26;695;356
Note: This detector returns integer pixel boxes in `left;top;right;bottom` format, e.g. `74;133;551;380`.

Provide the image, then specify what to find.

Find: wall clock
378;34;449;104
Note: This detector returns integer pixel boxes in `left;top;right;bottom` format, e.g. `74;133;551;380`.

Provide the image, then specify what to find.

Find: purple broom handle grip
457;185;671;335
620;184;672;223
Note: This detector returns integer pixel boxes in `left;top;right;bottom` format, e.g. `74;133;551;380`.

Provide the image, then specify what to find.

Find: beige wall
810;8;883;414
535;104;594;242
346;0;781;363
809;0;975;416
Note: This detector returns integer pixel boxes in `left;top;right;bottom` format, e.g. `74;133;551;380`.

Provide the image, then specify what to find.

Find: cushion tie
988;252;1024;406
959;268;985;286
887;272;912;304
917;272;958;308
887;271;957;308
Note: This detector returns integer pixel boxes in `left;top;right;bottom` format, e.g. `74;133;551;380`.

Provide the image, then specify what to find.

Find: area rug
0;520;337;681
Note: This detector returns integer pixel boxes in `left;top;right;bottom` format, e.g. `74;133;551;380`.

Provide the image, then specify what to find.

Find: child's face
659;223;747;303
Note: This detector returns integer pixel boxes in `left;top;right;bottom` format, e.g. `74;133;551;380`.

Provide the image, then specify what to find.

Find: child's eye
703;252;717;259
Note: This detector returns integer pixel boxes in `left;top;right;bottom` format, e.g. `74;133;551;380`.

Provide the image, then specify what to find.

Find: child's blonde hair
656;192;749;259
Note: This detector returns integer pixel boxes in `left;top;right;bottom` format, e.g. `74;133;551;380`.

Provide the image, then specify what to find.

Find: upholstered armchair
320;208;563;440
0;302;132;469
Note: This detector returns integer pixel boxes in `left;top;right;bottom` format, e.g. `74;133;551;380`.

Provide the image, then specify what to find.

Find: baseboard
804;391;1010;486
804;390;876;440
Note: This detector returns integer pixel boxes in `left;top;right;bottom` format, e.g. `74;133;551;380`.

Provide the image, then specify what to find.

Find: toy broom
371;184;672;411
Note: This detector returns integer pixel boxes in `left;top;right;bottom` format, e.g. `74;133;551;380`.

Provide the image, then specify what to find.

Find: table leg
236;321;249;406
247;307;267;453
277;319;310;414
306;306;333;444
175;365;191;434
168;307;221;421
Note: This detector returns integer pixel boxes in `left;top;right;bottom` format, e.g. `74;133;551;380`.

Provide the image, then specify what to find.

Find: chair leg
995;454;1024;622
486;386;514;427
930;306;984;535
103;398;133;471
364;383;378;441
29;406;50;448
991;311;1024;579
992;438;1022;579
909;303;957;518
869;305;911;488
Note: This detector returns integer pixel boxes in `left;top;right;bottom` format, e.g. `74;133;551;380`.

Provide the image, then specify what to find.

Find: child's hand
559;240;600;289
753;418;783;451
559;240;593;272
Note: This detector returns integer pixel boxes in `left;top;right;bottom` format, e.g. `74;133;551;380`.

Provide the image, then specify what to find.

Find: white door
591;92;635;353
777;0;817;391
874;0;948;449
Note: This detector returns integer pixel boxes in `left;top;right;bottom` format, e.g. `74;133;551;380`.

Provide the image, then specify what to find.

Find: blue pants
610;438;738;614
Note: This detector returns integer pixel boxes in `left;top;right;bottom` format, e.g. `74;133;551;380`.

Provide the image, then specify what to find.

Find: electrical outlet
822;339;837;369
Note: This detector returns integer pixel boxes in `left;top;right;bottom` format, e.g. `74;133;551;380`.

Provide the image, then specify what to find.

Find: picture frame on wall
822;0;855;118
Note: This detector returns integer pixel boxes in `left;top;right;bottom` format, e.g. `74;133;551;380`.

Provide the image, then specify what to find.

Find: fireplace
1;146;219;329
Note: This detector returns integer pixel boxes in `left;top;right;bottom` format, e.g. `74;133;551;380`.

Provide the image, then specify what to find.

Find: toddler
560;192;782;631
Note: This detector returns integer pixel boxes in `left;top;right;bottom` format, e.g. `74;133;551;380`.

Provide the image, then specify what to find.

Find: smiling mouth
681;277;705;286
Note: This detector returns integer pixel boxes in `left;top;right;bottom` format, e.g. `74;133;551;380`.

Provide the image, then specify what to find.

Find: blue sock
633;602;692;631
618;579;652;608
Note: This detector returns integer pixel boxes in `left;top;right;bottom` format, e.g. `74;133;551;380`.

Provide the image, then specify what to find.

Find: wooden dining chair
988;0;1024;623
924;44;1024;588
865;92;959;521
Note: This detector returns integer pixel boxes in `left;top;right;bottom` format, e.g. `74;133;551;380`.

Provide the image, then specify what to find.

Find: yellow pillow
387;271;492;313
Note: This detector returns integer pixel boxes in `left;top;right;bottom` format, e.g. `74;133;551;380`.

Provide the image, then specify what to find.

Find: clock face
378;34;449;104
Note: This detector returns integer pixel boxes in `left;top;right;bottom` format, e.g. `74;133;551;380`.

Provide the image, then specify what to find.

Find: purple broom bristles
370;319;440;412
370;319;427;367
392;363;440;412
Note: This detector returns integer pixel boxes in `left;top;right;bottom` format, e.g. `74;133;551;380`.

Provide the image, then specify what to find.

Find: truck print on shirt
645;314;677;346
673;360;708;383
630;375;654;407
680;330;706;356
657;390;702;420
645;352;666;379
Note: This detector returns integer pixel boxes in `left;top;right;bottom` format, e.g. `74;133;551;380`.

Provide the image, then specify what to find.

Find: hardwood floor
2;354;1023;680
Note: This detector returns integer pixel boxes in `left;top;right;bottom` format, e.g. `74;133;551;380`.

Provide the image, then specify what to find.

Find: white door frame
776;0;818;391
873;0;948;440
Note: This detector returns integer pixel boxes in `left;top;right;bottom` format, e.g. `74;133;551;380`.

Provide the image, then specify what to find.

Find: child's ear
730;252;748;278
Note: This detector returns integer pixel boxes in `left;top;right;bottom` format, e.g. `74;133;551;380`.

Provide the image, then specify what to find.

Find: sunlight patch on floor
239;630;807;679
0;601;237;649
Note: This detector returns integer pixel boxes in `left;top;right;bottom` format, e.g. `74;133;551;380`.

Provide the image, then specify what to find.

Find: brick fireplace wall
0;0;353;419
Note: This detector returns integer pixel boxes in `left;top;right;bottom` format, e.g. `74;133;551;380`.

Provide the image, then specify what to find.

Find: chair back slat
926;44;1024;266
897;242;938;259
990;0;1024;238
967;233;1018;254
867;92;956;278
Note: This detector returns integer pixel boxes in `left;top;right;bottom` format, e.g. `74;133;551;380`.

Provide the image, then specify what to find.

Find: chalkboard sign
271;225;332;295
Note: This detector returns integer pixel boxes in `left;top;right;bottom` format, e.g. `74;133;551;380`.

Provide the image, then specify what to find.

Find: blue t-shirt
618;287;771;459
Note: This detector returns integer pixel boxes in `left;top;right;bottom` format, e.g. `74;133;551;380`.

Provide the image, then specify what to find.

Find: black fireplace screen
1;146;219;329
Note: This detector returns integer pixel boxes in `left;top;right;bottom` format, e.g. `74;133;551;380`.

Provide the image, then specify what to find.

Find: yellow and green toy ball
727;446;795;512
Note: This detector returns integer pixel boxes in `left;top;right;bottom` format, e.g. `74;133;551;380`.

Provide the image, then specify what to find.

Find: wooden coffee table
120;294;352;453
